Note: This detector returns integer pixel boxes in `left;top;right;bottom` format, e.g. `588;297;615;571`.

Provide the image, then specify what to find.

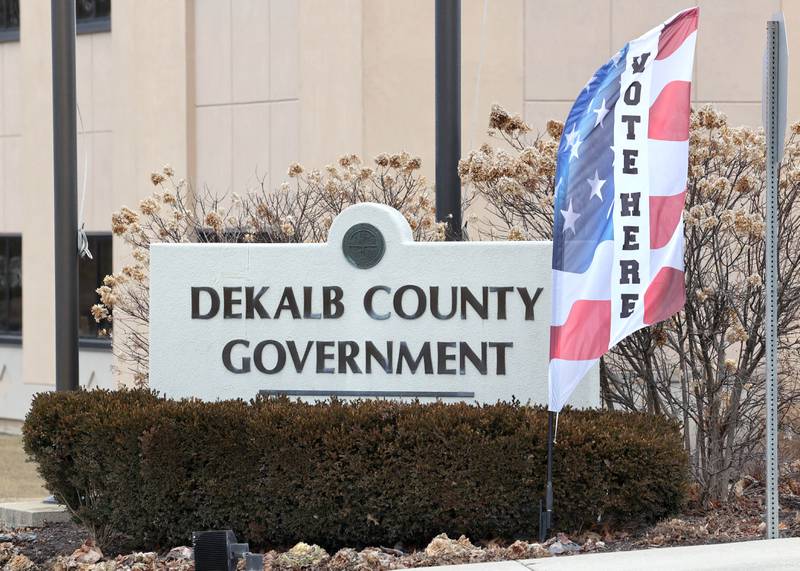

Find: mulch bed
5;522;86;565
2;485;800;570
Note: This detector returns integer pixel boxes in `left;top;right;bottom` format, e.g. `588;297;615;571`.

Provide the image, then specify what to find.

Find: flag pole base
538;410;556;542
538;500;551;543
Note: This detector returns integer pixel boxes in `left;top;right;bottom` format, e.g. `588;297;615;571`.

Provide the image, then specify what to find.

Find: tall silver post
764;16;786;540
51;0;80;392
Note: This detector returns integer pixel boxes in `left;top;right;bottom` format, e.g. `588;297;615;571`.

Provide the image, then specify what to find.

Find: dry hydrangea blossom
99;157;460;385
465;102;800;502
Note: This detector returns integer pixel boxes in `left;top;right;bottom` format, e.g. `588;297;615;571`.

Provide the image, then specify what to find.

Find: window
76;0;110;34
79;234;112;343
0;235;22;340
0;0;110;42
0;0;19;43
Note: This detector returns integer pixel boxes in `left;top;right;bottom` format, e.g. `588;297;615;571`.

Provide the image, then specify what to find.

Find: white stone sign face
149;203;599;407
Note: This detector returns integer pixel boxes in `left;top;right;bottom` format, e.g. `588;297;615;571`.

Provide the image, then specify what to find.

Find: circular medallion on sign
342;223;385;269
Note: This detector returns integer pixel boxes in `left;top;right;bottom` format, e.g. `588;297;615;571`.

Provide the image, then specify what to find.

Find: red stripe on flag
650;190;686;249
656;8;699;60
644;267;685;325
648;81;691;141
550;300;610;360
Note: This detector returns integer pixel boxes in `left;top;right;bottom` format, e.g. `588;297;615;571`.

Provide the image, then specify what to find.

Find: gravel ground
2;490;800;570
3;458;800;569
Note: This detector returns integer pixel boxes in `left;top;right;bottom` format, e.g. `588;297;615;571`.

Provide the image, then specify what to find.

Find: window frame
0;0;112;44
0;27;19;43
0;233;22;345
0;233;116;349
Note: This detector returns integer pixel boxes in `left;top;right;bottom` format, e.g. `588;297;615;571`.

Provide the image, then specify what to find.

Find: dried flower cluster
98;156;452;385
459;107;558;240
466;103;800;502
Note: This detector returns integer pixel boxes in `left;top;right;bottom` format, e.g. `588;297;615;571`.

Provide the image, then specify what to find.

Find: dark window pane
0;0;20;31
7;237;21;332
75;0;94;19
76;0;110;34
78;246;99;336
0;236;22;335
0;0;20;42
76;0;110;20
79;234;112;338
0;241;7;331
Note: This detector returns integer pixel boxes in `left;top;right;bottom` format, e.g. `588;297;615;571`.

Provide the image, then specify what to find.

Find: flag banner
548;7;699;411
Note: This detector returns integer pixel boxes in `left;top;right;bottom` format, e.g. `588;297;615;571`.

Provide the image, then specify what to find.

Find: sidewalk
416;538;800;571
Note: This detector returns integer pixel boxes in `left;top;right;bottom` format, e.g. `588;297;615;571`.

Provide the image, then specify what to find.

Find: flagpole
434;0;462;241
539;410;555;542
51;0;80;392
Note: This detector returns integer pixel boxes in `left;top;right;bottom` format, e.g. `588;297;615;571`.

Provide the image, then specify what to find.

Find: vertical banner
548;8;698;412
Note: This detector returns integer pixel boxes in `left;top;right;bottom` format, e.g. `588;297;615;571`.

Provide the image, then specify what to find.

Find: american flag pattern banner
548;8;699;412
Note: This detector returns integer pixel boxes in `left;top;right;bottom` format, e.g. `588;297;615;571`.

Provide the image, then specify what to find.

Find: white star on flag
569;135;582;161
592;98;609;127
564;125;579;149
560;199;580;234
586;170;606;200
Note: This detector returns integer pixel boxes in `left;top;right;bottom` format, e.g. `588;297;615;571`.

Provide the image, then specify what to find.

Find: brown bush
23;390;687;551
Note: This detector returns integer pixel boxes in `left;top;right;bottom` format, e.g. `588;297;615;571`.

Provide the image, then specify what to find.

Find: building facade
0;0;797;428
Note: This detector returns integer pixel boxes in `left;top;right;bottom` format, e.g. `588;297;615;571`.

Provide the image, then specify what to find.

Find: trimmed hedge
23;390;687;551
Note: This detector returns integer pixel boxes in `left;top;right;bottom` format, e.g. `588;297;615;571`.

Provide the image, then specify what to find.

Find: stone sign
149;203;599;406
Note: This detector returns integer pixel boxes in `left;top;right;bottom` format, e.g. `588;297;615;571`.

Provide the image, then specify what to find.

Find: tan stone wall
75;31;114;233
1;0;799;417
192;0;300;194
298;0;364;170
523;0;793;132
0;38;22;233
110;0;190;387
361;0;523;181
19;0;55;386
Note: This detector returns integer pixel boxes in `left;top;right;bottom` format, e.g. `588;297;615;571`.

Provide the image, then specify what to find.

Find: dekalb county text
190;284;544;376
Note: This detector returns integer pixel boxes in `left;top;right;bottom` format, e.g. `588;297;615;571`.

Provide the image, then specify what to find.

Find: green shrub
23;390;687;551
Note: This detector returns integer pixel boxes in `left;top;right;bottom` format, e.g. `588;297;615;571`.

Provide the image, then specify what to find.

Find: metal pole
51;0;80;392
764;19;781;540
539;411;555;542
435;0;462;241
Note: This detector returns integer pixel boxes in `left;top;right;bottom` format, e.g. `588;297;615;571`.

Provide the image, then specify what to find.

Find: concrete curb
0;500;71;528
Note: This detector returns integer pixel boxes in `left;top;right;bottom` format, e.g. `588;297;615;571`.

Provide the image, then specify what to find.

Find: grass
0;435;48;501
